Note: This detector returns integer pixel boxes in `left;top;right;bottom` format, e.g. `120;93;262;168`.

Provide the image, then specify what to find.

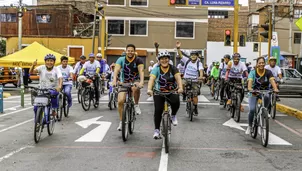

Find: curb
276;103;302;120
3;93;11;98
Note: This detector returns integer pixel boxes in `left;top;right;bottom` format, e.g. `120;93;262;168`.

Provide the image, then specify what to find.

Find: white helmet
96;53;102;57
157;51;171;61
150;60;154;64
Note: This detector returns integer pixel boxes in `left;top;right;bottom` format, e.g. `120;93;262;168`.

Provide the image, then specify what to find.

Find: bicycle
250;90;273;147
268;81;279;119
228;81;243;122
108;82;117;110
184;78;199;122
153;90;177;153
80;75;99;111
29;86;56;143
213;78;220;101
99;73;107;94
119;82;137;142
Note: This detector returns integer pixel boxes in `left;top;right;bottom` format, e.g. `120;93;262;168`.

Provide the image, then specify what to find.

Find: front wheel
234;94;241;122
81;88;91;111
77;88;82;103
109;93;114;110
128;105;135;134
162;113;170;153
122;104;129;142
260;109;269;147
63;95;69;117
58;94;63;122
47;108;55;136
34;107;43;143
270;94;277;119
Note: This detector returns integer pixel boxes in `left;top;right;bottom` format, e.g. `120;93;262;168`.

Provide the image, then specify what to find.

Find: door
69;47;83;62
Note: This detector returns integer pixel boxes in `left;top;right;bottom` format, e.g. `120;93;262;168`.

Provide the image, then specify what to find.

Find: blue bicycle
30;86;57;143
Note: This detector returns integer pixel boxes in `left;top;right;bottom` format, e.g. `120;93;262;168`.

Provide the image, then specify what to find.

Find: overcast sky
0;0;34;6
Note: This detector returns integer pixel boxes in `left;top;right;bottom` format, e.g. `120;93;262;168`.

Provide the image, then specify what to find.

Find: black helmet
190;50;199;56
224;54;231;59
80;55;86;60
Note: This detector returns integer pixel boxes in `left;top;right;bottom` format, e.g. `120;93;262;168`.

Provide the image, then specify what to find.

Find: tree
0;39;6;57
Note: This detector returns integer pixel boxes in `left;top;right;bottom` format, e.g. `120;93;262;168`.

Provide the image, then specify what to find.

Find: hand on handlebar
147;89;153;96
177;88;184;94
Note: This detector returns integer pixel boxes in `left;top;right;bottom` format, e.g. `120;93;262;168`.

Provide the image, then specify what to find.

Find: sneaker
194;105;198;115
134;104;141;115
220;100;224;105
117;121;122;131
153;129;161;139
171;115;178;126
245;126;251;135
227;99;232;105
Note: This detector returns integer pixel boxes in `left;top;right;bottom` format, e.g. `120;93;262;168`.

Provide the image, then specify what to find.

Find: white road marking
100;95;109;101
147;97;153;101
4;101;31;103
158;139;168;171
0;146;33;163
198;95;210;102
0;107;33;118
0;119;33;133
5;94;31;100
244;97;248;103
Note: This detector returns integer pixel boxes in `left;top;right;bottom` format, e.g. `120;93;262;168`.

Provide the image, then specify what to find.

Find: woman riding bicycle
245;57;279;134
147;51;183;139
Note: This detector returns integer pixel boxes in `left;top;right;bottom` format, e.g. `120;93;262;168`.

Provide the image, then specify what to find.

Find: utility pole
101;7;106;58
272;0;275;31
233;0;239;53
18;0;22;50
289;0;294;53
91;0;97;54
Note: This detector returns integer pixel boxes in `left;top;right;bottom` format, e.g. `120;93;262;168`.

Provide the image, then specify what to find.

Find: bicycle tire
129;105;135;134
47;108;55;136
93;88;99;108
234;94;241;122
114;92;117;108
261;108;269;147
63;95;69;117
122;104;129;141
251;115;258;139
58;94;63;122
109;93;113;110
214;84;220;100
189;102;193;122
271;94;277;119
77;88;82;103
81;88;91;111
34;107;43;143
162;113;170;153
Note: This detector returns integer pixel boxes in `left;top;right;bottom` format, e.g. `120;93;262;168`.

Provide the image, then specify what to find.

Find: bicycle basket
31;90;38;106
33;95;50;106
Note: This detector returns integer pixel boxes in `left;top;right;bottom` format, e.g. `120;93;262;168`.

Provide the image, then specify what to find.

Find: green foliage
0;39;6;57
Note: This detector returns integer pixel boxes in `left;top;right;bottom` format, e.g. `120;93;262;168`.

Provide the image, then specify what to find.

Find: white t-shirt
36;65;62;89
58;65;74;85
182;56;203;79
82;60;100;76
228;61;247;79
219;62;228;78
148;65;154;73
73;61;85;75
207;63;213;75
177;63;185;74
265;65;281;80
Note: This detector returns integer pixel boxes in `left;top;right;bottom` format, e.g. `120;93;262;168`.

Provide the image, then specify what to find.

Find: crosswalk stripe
100;96;109;101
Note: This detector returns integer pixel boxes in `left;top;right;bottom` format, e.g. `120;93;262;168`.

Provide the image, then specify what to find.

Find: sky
0;0;34;6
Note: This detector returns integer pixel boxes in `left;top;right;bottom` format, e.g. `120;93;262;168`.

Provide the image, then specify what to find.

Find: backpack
184;59;200;77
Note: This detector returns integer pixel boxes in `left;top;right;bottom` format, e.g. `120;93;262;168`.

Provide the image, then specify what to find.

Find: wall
207;41;269;66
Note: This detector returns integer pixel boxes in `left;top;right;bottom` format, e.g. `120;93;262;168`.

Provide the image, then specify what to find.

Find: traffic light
169;0;187;5
239;34;246;46
224;29;231;46
253;43;259;52
105;33;112;47
96;3;103;11
260;14;272;39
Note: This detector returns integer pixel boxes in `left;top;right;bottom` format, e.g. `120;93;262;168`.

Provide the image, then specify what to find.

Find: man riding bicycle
73;55;86;87
112;44;144;131
79;53;101;104
219;54;231;105
209;62;220;96
225;53;248;112
176;41;204;115
29;54;63;116
147;51;183;139
58;56;74;108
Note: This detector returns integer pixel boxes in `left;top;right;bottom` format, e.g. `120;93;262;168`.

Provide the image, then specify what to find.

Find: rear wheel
34;107;43;143
270;94;277;119
63;95;69;117
77;88;82;103
58;94;63;121
109;93;114;110
122;104;129;142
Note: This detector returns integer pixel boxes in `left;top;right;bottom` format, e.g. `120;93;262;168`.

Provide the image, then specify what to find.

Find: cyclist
58;56;74;108
96;53;109;91
246;57;279;134
148;60;155;74
176;41;204;114
73;55;86;87
219;54;231;105
153;42;174;68
79;53;101;104
29;54;63;116
209;61;220;96
112;44;144;131
225;53;248;112
265;56;284;101
147;51;183;139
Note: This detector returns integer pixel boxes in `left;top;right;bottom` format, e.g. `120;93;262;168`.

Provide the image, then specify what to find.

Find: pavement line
4;100;31;103
158;140;168;171
0;106;33;118
274;120;302;138
94;102;220;105
0;119;33;133
0;146;33;163
5;94;31;100
4;105;21;111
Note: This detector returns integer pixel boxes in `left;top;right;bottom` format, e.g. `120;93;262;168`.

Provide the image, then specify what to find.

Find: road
1;86;302;171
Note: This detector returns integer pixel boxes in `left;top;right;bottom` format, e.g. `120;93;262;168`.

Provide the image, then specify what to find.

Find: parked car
279;68;302;95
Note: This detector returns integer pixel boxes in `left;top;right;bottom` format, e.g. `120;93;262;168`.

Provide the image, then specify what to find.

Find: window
36;14;51;23
175;21;194;38
0;13;17;22
208;10;228;18
294;33;301;44
294;9;302;18
129;20;147;36
107;0;125;6
130;0;148;6
107;20;125;35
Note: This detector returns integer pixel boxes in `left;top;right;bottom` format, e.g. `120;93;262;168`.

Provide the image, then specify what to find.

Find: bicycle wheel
189;102;194;122
77;88;82;103
63;95;69;117
229;100;235;118
58;94;63;122
109;93;114;110
47;108;55;136
114;92;117;108
251;115;258;139
234;94;241;122
34;107;43;143
122;104;129;141
162;113;170;153
81;88;91;111
128;105;135;134
270;94;277;119
260;108;269;147
214;84;220;100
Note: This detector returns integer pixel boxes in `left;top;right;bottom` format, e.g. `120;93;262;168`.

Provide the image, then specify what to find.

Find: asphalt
1;86;302;171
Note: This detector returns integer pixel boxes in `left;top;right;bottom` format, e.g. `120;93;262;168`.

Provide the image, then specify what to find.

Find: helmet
150;60;154;64
232;53;241;58
96;53;102;57
190;50;199;56
80;55;86;60
269;56;277;61
157;51;171;60
224;54;231;59
215;62;220;66
89;53;95;58
44;54;56;61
